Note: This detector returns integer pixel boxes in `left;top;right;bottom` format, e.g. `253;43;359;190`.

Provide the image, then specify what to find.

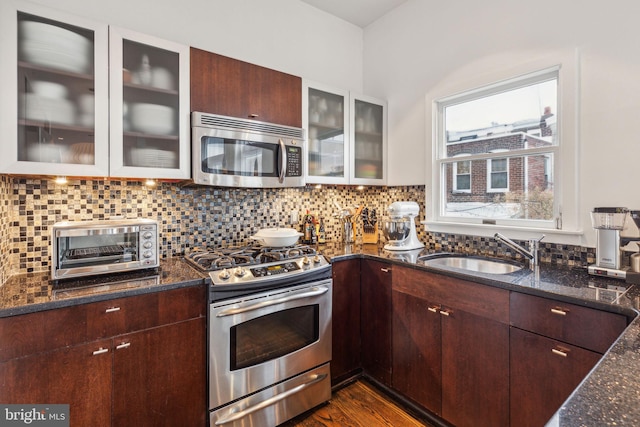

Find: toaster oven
51;218;159;280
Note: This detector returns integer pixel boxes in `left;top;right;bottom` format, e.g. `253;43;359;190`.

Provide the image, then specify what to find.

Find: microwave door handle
278;139;286;183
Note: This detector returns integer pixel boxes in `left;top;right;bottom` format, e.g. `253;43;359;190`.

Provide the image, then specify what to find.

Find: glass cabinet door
303;82;349;184
0;2;109;175
109;26;190;179
350;95;387;185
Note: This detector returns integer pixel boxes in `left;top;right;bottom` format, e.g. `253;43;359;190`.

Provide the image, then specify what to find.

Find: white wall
28;0;364;92
364;0;640;246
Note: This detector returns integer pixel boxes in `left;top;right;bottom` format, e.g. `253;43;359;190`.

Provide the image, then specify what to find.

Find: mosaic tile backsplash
0;176;596;281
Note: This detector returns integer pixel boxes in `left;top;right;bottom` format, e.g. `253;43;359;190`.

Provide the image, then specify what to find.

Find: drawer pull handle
116;342;131;350
552;348;568;357
439;310;450;316
105;307;121;313
92;347;109;356
428;306;439;313
380;268;390;273
551;308;567;316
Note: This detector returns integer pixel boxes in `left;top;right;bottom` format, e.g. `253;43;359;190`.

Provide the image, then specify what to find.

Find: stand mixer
382;201;424;251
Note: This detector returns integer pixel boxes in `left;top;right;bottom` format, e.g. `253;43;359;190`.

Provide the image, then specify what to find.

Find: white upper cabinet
109;27;190;179
303;80;387;185
0;1;190;180
0;0;109;176
303;81;350;184
349;93;387;185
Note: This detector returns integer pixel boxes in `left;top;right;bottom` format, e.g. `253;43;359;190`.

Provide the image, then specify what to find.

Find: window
453;158;471;192
434;67;560;227
488;157;508;192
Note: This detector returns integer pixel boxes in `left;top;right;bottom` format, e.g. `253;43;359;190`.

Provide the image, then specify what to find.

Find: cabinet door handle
551;308;567;316
105;307;121;313
552;348;568;357
380;268;390;273
116;342;131;350
249;113;259;118
92;347;109;356
439;310;451;316
427;306;439;313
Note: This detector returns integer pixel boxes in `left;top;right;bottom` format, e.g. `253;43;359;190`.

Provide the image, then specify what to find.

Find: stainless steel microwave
191;112;305;188
51;218;159;280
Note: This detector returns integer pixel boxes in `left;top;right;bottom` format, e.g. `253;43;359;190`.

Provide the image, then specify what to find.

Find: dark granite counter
1;242;638;426
0;257;207;318
321;242;640;427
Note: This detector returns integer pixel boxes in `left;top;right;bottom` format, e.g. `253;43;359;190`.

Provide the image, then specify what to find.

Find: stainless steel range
186;244;332;427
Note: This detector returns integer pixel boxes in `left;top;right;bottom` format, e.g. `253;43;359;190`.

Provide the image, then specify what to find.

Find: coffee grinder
588;207;640;279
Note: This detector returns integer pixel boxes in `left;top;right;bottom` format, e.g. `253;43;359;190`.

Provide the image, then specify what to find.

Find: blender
588;207;640;279
382;201;424;251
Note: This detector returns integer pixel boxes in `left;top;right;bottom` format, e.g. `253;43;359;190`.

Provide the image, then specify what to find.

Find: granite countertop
0;257;207;318
1;243;639;425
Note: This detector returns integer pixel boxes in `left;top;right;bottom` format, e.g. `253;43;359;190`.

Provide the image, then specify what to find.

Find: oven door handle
215;286;329;317
213;372;327;425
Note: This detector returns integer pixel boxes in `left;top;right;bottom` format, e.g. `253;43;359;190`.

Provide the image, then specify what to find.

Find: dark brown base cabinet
330;260;630;427
331;259;362;385
509;292;627;427
360;259;393;386
392;265;509;427
510;327;601;427
0;286;207;427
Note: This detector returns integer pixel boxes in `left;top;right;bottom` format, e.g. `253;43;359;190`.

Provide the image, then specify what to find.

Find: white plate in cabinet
0;0;109;176
108;26;190;179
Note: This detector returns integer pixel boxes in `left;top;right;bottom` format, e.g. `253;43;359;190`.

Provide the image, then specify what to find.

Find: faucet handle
531;235;545;244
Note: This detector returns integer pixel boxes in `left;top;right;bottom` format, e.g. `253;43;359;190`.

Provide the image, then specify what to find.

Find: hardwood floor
281;380;434;427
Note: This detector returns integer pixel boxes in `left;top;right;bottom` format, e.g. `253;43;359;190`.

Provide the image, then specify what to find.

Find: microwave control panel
286;145;302;177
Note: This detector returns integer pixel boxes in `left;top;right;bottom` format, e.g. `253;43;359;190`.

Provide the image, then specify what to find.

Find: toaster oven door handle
216;286;329;317
214;373;327;425
278;138;286;183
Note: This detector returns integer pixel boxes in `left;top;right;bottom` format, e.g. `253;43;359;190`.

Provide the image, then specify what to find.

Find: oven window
200;137;278;177
230;305;319;370
58;231;139;269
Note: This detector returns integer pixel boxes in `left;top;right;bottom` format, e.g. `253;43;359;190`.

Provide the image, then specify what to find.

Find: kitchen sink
419;254;523;275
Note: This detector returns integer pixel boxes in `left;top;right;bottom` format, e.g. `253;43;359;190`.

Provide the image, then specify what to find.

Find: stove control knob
313;255;321;264
302;256;310;265
218;269;231;280
234;267;247;277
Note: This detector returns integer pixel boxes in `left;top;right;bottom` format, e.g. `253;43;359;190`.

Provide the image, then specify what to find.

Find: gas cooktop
185;244;331;295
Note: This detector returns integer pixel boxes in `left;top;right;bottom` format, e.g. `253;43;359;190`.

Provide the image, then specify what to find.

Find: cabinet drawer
86;285;206;339
393;266;509;324
0;285;206;362
0;304;88;362
510;292;627;353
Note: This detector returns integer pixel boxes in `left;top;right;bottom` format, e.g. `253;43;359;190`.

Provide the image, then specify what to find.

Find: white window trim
453;157;471;193
424;49;581;241
487;156;509;193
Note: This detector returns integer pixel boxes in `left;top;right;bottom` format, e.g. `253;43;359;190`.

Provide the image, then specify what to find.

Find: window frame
427;57;579;233
453;156;471;193
487;157;509;193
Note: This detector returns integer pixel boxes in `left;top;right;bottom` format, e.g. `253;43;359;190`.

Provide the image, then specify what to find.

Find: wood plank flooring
281;380;434;427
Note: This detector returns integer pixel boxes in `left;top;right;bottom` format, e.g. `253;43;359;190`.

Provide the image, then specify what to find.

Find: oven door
209;280;332;409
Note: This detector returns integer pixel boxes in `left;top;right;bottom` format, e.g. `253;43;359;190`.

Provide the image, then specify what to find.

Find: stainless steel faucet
494;233;545;271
